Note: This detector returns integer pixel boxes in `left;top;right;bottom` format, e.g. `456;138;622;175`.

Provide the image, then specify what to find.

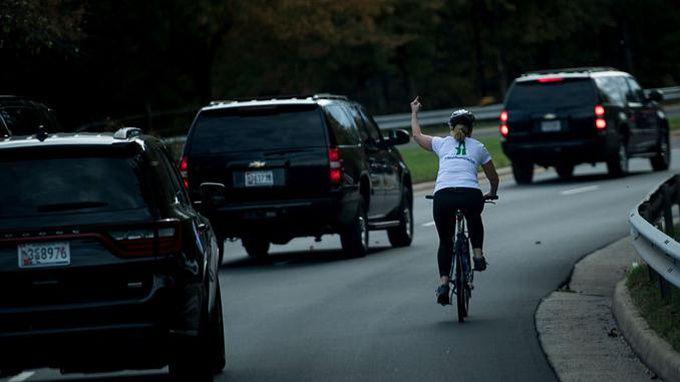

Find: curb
613;280;680;382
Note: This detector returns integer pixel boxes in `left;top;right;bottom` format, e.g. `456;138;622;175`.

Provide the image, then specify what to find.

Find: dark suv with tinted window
500;67;669;183
0;128;225;381
181;94;413;258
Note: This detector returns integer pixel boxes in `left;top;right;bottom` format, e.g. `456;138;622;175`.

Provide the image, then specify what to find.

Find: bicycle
426;194;496;323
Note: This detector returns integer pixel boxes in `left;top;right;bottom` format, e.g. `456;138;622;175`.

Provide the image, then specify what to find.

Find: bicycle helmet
447;109;475;129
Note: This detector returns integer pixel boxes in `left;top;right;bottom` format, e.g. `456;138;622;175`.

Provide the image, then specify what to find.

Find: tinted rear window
189;105;327;155
0;152;153;218
506;79;597;109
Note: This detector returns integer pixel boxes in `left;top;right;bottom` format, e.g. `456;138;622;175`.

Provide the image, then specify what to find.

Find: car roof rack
113;127;143;139
521;67;619;77
208;93;349;106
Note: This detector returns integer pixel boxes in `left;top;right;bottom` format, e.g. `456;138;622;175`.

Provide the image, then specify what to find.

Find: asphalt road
4;145;678;382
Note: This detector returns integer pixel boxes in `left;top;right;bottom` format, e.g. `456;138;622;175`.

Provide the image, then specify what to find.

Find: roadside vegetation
627;265;680;352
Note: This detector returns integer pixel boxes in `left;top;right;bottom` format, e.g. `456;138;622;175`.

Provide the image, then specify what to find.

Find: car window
159;145;191;205
0;107;43;135
189;105;327;155
594;76;625;106
0;151;154;219
324;104;360;145
344;105;371;143
358;107;382;142
506;79;597;110
625;77;645;103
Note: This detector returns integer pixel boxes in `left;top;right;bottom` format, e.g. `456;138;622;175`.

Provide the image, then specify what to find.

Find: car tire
512;161;533;184
341;200;369;257
651;132;670;171
607;140;629;177
387;188;413;247
169;287;217;382
211;285;227;374
555;164;574;180
217;237;225;265
242;238;270;259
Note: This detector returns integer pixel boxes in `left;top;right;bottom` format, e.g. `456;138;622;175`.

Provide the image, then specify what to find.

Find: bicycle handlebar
424;194;498;203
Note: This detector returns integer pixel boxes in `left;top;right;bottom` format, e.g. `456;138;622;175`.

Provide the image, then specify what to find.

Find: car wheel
651;132;670;171
242;238;270;259
607;141;629;177
211;285;226;374
217;237;225;265
512;161;533;184
169;288;216;382
555;164;574;180
387;188;413;247
341;200;369;257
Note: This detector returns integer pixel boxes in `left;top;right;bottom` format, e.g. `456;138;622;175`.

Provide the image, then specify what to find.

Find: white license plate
18;242;71;269
245;171;274;187
541;120;562;132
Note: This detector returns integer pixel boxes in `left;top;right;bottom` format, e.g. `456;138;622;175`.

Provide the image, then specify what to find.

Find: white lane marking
422;221;436;227
9;371;35;382
561;185;600;196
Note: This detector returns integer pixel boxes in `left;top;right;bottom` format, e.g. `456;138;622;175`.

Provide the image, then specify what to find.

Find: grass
670;116;680;131
627;264;680;352
399;135;509;184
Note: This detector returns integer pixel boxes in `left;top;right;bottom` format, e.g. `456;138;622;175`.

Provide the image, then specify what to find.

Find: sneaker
436;284;450;305
473;256;487;272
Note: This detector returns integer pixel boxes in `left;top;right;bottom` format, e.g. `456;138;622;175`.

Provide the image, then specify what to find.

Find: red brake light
500;110;508;123
594;105;605;117
500;125;509;137
538;77;563;83
595;118;607;130
109;220;181;258
179;157;189;189
329;148;343;184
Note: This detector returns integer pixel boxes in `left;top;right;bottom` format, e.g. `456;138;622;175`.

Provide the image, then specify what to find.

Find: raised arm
481;160;499;198
410;97;434;151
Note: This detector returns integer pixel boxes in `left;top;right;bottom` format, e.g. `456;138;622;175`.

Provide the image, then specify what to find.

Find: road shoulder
535;237;656;381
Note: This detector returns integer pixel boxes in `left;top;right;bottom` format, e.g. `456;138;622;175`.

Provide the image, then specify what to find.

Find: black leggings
433;187;485;277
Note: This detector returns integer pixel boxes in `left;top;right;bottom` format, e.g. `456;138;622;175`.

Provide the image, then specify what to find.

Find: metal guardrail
629;174;680;291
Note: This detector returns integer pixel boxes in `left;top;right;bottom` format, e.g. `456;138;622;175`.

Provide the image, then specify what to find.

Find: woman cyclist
409;96;500;305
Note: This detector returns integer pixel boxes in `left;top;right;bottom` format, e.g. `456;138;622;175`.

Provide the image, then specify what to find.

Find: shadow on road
522;170;649;187
221;246;393;269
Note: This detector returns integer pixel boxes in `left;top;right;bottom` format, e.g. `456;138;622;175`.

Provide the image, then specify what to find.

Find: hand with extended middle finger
410;96;421;114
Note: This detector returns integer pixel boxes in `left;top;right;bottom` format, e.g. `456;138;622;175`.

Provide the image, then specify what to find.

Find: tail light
499;110;509;137
595;118;607;130
500;125;509;137
595;105;605;117
329;148;343;184
108;219;181;257
538;77;563;83
179;156;189;189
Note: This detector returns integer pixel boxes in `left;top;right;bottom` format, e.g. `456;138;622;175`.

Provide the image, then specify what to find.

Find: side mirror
387;129;411;146
648;89;663;103
200;182;226;210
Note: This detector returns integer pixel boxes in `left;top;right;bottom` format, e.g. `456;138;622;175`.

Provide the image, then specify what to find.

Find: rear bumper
205;191;359;240
0;273;198;371
502;136;615;165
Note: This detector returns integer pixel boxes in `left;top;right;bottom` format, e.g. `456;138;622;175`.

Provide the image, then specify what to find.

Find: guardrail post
663;184;674;237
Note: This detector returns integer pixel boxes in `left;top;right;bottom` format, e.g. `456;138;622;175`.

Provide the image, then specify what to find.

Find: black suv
500;67;670;183
0;128;225;381
0;95;59;136
181;94;413;258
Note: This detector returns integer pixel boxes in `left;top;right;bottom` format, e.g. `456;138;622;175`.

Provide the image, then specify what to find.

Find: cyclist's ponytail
452;125;469;142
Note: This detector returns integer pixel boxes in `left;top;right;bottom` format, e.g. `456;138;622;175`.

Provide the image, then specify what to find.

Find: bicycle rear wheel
455;253;468;323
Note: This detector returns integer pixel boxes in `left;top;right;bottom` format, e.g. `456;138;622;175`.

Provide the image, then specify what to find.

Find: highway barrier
629;174;680;296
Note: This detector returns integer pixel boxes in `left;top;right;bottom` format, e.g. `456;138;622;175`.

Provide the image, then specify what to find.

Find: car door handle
198;222;209;232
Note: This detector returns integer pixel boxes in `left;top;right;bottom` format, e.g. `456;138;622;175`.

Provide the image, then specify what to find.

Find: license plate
245;171;274;187
18;242;71;269
541;120;561;132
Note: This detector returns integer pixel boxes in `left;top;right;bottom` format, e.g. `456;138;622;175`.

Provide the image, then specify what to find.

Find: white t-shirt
431;136;492;192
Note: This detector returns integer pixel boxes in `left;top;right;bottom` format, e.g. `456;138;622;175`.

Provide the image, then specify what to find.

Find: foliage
2;0;680;131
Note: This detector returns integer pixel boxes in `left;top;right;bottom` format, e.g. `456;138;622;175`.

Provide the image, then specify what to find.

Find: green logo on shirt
456;142;467;156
